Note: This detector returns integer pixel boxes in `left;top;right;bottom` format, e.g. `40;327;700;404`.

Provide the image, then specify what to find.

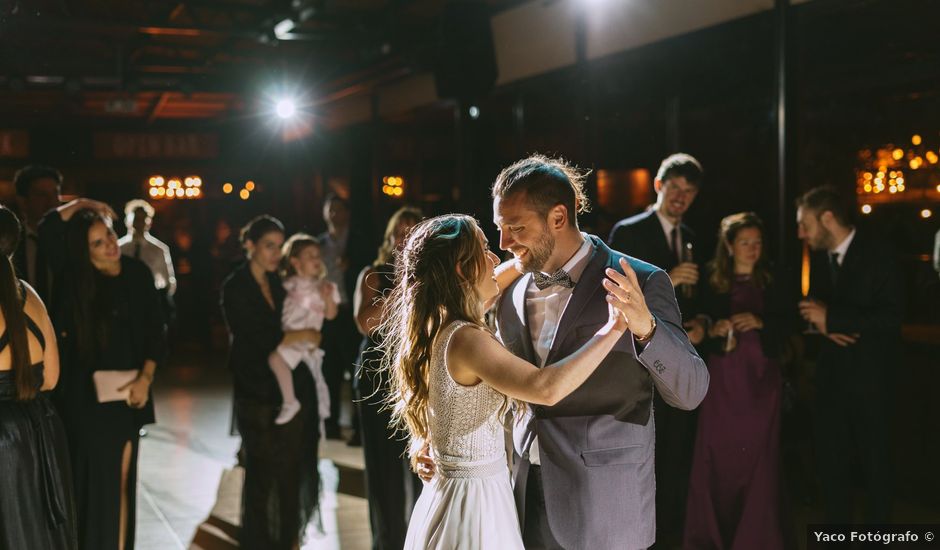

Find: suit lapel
643;211;675;270
545;237;609;365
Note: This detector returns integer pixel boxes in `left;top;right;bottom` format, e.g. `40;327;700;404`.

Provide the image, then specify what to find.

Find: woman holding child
220;215;322;550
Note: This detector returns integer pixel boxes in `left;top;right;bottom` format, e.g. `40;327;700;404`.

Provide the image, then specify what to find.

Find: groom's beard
518;232;555;273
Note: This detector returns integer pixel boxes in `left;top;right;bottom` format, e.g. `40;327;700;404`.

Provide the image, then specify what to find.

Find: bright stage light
276;98;296;119
274;18;295;40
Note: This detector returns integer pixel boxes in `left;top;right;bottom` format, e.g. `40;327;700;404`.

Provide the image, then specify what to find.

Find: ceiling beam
147;91;173;123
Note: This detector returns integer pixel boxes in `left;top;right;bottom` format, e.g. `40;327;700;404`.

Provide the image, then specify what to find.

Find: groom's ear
548;204;568;230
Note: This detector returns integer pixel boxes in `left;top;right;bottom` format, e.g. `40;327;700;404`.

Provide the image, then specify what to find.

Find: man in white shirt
119;199;176;319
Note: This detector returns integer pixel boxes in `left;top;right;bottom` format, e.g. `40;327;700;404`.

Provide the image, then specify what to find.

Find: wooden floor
133;348;940;550
135;353;370;550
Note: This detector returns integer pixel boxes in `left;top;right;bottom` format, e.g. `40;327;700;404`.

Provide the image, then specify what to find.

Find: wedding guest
317;195;366;440
118;200;176;322
797;186;901;524
683;212;788;550
268;234;338;426
607;152;706;542
0;205;77;550
220;215;322;549
40;199;165;550
12;164;62;300
353;206;423;550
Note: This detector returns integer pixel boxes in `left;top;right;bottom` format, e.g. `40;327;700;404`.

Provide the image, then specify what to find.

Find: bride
378;214;634;549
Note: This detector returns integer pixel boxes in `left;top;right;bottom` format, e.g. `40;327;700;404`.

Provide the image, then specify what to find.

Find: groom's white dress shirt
524;236;592;465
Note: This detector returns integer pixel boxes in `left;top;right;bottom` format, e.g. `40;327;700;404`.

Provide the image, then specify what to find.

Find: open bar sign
93;132;219;160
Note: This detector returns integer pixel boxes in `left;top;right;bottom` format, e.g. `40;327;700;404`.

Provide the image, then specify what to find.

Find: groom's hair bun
491;154;590;227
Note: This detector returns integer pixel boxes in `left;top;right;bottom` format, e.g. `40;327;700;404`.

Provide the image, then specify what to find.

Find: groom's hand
603;258;654;339
415;444;435;482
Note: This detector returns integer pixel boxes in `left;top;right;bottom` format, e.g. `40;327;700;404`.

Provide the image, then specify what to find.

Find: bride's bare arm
448;316;625;406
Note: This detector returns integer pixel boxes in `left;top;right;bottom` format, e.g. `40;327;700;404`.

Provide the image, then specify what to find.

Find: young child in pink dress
271;234;340;425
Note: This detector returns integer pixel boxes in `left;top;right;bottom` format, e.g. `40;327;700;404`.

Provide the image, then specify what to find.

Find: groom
492;155;709;549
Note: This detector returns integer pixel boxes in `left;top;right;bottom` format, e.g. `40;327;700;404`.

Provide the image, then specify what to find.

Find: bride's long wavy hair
377;214;501;469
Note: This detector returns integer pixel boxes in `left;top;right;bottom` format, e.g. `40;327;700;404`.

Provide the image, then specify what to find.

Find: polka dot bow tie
533;269;575;290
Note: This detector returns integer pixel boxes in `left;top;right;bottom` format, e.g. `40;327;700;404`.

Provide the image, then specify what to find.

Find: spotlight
468;106;480;119
276;98;296;119
274;18;295;40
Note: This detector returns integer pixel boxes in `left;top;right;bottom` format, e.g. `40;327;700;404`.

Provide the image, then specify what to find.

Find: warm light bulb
861;204;872;214
921;209;932;219
223;183;233;194
912;134;922;146
245;181;256;191
240;189;250;200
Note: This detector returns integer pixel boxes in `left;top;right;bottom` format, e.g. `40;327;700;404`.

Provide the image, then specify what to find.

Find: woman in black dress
0;206;77;550
352;206;423;550
220;215;321;550
40;200;166;550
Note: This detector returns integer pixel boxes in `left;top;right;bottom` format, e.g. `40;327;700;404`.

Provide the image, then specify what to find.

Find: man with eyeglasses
608;152;705;548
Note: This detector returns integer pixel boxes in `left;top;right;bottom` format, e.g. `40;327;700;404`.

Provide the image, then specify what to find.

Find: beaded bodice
428;321;506;464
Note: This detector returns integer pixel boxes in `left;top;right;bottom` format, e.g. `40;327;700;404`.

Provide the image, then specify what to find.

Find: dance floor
135;350;370;550
134;347;939;550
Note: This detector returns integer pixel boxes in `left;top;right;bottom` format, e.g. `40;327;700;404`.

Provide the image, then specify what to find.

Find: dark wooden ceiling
0;0;516;122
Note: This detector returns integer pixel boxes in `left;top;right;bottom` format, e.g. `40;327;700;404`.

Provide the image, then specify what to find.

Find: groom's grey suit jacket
496;235;709;550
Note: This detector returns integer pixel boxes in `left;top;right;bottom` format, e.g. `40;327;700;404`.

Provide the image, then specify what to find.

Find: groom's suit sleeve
630;268;709;410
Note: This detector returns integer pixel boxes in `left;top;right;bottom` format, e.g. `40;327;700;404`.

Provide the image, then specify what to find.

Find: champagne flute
800;243;819;334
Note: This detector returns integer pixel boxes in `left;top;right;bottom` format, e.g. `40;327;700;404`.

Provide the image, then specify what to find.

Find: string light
147;175;205;200
382;176;404;197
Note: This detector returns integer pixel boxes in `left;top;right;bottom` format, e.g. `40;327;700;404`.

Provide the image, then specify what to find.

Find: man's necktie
671;226;682;265
828;252;840;285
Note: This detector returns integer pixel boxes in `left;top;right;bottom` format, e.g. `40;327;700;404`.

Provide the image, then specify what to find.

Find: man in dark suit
12;164;63;301
608;153;703;322
607;153;705;544
492;155;708;549
797;186;901;524
317;194;370;440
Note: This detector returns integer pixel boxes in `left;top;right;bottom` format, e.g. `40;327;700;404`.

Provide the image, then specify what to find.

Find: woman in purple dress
683;212;789;550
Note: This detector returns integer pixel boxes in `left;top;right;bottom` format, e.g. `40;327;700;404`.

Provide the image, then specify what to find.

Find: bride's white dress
404;321;525;549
